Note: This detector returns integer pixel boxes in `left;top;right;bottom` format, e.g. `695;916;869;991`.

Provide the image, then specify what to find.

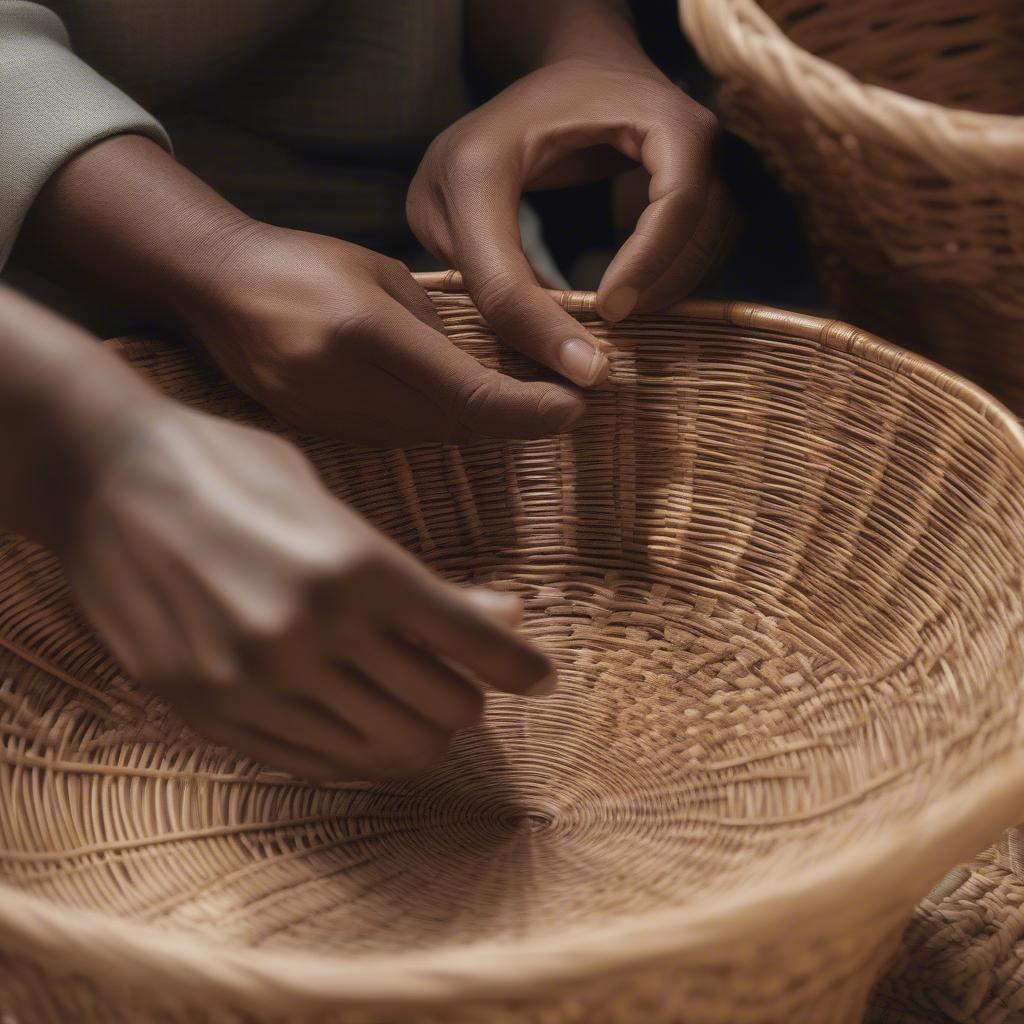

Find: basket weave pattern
2;282;1024;1022
872;841;1024;1023
681;0;1024;414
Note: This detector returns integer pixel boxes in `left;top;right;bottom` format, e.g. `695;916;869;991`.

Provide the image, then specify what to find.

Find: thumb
451;186;612;389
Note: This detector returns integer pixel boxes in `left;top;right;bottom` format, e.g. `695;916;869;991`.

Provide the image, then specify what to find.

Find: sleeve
0;1;172;266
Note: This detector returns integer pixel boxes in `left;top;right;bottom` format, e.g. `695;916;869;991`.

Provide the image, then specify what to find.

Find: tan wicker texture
870;837;1024;1023
681;0;1024;415
2;276;1024;1023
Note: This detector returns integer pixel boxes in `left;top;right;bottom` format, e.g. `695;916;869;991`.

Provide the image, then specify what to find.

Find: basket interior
758;0;1024;114
1;295;1023;959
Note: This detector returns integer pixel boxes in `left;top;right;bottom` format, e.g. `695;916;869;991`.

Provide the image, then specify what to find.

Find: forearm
16;133;256;330
0;2;171;266
0;285;164;549
465;0;645;86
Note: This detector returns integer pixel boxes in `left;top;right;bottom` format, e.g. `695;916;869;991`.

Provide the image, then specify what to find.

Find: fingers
632;178;739;313
232;690;365;759
305;664;453;777
596;108;720;319
462;587;523;627
180;710;348;782
346;630;485;731
446;183;612;389
179;658;458;781
231;725;347;781
393;572;555;697
369;301;584;439
176;586;546;782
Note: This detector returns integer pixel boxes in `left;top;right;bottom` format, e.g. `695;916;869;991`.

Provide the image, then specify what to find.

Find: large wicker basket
2;275;1024;1023
681;0;1024;416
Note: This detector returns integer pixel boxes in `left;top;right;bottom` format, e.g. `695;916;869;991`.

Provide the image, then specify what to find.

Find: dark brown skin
19;137;584;446
409;0;735;352
11;0;729;778
19;1;729;437
0;285;555;782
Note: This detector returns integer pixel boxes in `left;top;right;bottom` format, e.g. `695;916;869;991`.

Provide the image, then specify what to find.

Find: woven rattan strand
1;275;1023;1023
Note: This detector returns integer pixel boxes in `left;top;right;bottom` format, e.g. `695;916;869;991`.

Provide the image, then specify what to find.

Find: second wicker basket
682;0;1024;415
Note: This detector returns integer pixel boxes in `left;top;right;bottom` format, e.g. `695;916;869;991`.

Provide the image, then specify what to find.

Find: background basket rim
680;0;1024;176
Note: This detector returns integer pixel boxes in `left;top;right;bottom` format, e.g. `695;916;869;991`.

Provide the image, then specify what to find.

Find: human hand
19;134;582;447
60;404;556;781
407;53;736;383
184;224;584;445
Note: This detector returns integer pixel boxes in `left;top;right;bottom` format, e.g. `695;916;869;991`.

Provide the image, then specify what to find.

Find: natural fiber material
870;834;1024;1024
681;0;1024;415
2;275;1024;1023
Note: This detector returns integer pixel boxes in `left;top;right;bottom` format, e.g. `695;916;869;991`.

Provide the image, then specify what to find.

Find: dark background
528;0;823;311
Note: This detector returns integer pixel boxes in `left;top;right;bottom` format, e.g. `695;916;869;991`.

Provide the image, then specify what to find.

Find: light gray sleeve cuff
0;1;172;266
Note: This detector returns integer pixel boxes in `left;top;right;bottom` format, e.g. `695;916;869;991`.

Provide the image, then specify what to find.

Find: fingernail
601;285;638;322
560;338;609;386
465;588;523;626
527;669;558;697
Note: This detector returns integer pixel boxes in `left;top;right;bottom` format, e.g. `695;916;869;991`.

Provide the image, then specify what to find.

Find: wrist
19;134;257;331
152;214;273;335
16;355;173;555
468;0;647;84
166;218;295;362
536;9;646;70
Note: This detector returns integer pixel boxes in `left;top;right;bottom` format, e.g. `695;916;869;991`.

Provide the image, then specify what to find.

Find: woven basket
681;0;1024;415
871;837;1024;1023
2;274;1024;1023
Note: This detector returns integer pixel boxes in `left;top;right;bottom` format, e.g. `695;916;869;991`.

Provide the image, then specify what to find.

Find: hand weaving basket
2;275;1024;1024
681;0;1024;415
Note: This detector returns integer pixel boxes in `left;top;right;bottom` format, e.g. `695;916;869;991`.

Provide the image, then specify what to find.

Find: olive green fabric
0;0;471;266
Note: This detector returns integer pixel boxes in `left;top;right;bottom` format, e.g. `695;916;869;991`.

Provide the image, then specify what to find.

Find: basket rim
2;280;1023;1007
421;271;1024;447
2;751;1023;1006
680;0;1024;177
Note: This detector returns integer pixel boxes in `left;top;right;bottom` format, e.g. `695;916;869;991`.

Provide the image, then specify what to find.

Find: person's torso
44;0;471;159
